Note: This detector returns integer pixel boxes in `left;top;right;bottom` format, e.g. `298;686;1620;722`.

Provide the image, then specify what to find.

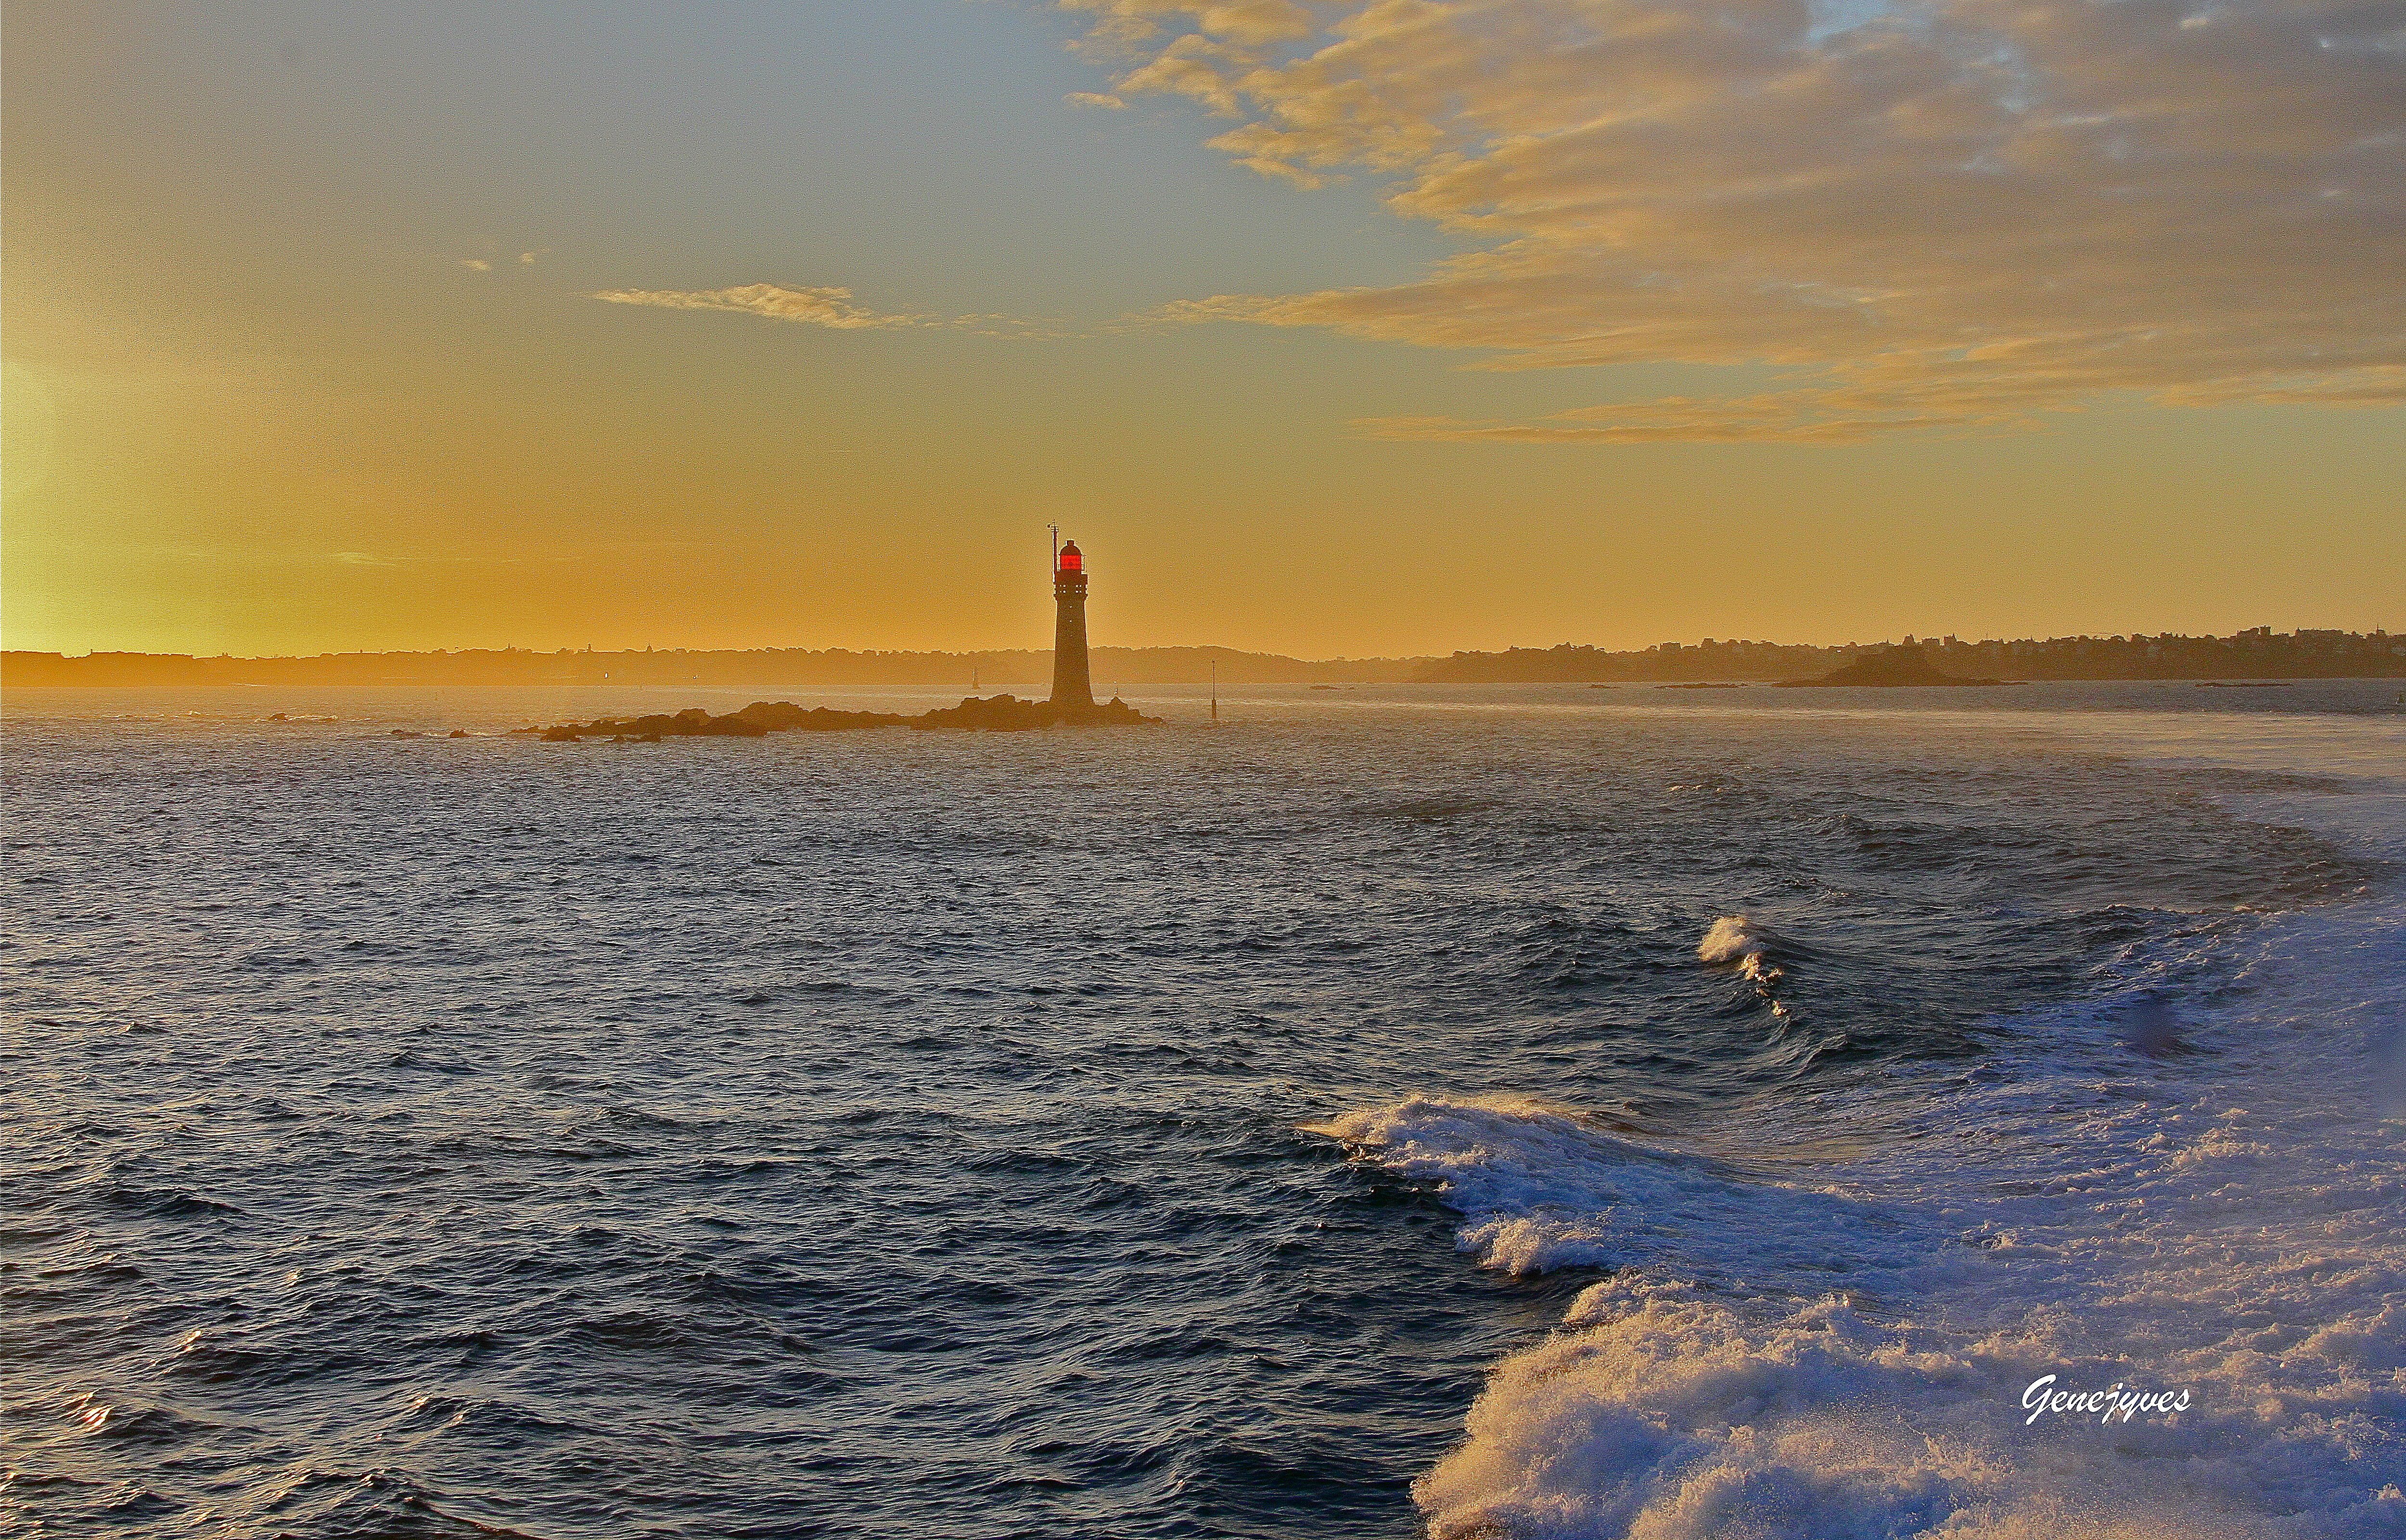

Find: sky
5;0;2400;659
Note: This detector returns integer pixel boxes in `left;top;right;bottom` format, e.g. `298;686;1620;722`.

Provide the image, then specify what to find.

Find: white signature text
2022;1374;2193;1426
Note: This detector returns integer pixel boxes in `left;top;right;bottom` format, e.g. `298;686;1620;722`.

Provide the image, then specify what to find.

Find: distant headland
4;627;2399;687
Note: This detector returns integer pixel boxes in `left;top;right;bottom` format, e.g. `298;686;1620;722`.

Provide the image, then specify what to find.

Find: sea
4;680;2402;1540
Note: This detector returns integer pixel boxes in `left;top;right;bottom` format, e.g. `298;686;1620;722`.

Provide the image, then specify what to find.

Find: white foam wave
1336;865;2406;1533
1312;1096;1903;1277
1418;1268;2403;1540
1315;710;2406;1536
1336;1067;2406;1536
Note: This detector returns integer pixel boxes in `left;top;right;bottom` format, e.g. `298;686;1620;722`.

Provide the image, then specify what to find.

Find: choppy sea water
4;681;2402;1540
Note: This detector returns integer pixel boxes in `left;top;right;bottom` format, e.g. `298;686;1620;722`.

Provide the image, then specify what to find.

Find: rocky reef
517;693;1158;742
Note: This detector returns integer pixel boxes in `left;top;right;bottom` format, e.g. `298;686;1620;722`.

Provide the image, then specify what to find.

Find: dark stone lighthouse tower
1049;539;1094;708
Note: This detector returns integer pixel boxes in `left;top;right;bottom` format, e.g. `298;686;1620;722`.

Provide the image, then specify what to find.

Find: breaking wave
1697;913;1794;1021
1695;915;1779;980
1330;987;2406;1536
1329;760;2406;1539
1416;1269;2403;1540
1310;1096;1907;1283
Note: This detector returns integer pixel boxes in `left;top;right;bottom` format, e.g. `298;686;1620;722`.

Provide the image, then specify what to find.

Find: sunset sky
6;0;2399;659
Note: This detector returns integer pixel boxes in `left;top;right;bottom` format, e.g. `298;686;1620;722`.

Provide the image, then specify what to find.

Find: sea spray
1697;913;1797;1021
1337;1072;2406;1540
1409;1273;2338;1540
1696;914;1781;984
1338;876;2406;1538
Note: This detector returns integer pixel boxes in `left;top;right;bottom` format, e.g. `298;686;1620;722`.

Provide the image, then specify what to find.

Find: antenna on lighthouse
1049;523;1060;569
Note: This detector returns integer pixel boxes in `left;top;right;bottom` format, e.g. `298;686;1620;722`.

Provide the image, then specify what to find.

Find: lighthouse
1049;538;1094;708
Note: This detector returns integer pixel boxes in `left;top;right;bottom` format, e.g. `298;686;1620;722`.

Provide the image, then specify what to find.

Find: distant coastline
1773;649;2006;687
0;645;1422;690
4;627;2400;687
1422;628;2402;684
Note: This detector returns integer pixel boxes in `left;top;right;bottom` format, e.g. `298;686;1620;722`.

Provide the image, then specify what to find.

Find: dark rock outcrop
910;694;1156;731
516;693;1160;741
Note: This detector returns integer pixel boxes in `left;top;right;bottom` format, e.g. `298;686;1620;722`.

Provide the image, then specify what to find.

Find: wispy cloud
330;550;521;568
591;282;1079;340
458;258;491;272
1064;90;1129;109
1070;0;2406;440
593;282;921;329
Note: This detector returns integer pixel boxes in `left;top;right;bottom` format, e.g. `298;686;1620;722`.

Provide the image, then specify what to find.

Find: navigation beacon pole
1049;535;1095;709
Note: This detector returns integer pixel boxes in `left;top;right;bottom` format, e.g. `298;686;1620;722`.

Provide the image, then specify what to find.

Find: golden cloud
1076;0;2406;440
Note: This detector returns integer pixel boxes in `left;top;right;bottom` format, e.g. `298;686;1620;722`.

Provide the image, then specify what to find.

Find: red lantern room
1057;541;1083;573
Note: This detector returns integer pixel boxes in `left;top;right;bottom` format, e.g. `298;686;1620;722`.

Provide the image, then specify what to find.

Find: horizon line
7;625;2401;667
